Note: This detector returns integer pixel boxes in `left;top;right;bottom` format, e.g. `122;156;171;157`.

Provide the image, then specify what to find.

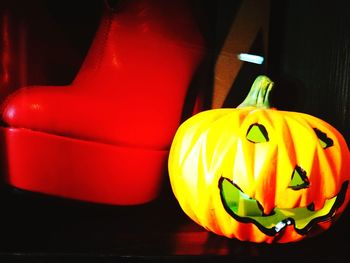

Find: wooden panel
212;0;270;108
269;0;350;144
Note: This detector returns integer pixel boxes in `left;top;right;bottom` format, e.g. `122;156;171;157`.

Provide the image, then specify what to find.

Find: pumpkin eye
246;124;269;143
288;166;310;190
314;128;333;149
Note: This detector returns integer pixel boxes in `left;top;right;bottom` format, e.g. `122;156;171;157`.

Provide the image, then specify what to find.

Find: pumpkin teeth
262;208;276;216
220;178;264;217
220;177;349;237
307;202;315;211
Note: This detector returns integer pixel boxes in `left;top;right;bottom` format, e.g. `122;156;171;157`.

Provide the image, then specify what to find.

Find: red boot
0;0;206;205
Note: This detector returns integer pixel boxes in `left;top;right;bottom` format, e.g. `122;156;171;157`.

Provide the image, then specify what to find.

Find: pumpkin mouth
219;177;349;236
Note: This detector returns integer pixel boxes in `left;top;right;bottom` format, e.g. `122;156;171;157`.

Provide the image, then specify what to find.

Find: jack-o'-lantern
168;75;350;243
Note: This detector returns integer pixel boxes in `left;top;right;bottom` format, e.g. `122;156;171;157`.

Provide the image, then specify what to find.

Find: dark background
0;0;350;262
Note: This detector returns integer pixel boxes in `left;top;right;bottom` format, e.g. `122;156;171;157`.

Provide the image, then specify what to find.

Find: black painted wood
0;185;349;262
268;0;350;144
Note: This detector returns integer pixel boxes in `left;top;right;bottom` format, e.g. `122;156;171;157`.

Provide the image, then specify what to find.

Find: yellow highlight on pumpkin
168;75;350;243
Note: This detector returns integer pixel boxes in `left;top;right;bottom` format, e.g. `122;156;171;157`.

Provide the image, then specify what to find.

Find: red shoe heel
0;0;206;205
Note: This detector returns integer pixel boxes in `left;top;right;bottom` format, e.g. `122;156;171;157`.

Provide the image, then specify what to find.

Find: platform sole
0;127;169;205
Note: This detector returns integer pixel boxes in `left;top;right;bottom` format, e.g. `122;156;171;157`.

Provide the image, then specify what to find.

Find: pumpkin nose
288;166;310;190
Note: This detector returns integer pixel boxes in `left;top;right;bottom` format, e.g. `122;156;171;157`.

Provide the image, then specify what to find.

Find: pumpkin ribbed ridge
168;103;350;243
284;112;341;204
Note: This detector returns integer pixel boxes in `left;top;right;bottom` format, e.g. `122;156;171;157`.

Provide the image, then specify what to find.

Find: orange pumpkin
168;75;350;243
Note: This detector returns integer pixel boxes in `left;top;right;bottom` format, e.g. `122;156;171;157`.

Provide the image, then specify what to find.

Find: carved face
168;76;350;243
218;120;349;238
219;178;348;237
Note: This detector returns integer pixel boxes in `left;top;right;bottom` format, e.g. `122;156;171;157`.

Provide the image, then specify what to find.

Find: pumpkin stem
237;75;274;109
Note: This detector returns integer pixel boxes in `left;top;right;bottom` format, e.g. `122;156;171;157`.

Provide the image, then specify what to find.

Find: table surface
0;183;349;263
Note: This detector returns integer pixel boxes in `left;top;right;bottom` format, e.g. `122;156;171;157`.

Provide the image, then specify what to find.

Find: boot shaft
74;0;206;91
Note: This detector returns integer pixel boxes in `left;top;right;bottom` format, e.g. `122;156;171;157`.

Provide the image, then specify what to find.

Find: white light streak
237;53;264;64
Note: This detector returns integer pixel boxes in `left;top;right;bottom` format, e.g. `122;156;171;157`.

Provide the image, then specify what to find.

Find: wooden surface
0;185;349;263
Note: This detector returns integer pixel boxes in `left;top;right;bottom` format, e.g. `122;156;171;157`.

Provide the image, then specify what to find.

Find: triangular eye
288;166;310;190
314;128;333;149
246;124;269;143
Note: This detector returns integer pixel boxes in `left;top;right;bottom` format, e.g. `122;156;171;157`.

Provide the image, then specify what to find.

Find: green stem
237;75;274;109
